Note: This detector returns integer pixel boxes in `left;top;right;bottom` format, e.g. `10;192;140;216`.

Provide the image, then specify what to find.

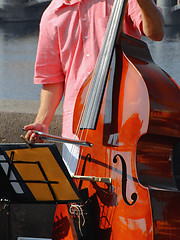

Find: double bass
52;0;180;239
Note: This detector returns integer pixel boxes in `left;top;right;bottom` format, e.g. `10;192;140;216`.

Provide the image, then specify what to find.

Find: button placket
79;3;90;58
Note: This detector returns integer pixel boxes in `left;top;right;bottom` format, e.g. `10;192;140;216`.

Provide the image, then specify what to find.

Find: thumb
24;124;35;131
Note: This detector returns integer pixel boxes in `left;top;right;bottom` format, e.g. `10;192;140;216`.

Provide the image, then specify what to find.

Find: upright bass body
72;34;153;239
72;36;152;239
52;34;180;240
122;35;180;239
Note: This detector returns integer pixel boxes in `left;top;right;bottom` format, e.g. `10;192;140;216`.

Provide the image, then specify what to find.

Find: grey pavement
0;99;63;145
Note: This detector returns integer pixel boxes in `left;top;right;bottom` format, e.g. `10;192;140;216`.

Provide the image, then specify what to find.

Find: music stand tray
0;143;80;204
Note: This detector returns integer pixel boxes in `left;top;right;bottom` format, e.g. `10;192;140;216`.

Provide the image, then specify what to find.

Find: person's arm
137;0;164;41
24;82;64;143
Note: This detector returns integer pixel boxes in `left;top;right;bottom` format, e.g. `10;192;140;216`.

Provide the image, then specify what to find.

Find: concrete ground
0;99;63;146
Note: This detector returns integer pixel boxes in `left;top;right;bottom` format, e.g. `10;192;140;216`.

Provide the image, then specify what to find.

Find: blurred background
0;0;179;101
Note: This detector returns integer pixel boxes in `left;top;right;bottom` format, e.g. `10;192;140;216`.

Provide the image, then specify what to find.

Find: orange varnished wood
120;34;180;239
121;34;180;138
70;46;154;239
52;34;180;240
136;135;180;239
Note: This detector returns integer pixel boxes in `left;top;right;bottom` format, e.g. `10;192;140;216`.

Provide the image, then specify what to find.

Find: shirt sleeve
125;0;144;37
124;0;144;39
34;13;65;84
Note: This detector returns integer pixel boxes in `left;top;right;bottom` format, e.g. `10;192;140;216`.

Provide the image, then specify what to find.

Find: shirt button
86;54;90;57
83;18;86;21
84;36;88;39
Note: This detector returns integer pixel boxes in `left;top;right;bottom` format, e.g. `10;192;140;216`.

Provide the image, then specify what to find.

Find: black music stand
0;143;80;204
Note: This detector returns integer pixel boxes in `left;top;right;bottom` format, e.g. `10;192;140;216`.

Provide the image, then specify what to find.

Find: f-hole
113;154;137;206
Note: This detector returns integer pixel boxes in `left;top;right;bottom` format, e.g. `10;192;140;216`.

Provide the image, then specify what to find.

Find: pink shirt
34;0;143;138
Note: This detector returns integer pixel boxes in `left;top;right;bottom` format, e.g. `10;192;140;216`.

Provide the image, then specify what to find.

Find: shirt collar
49;0;81;12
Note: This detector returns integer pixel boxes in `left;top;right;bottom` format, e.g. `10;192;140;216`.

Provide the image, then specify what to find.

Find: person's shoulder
41;2;55;20
39;4;56;28
41;0;64;22
45;0;65;15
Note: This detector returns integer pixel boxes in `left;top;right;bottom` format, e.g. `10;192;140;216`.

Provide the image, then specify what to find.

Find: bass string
67;0;127;234
75;0;122;135
74;0;126;182
100;149;118;229
75;0;123;131
65;0;125;175
66;0;121;174
76;0;124;133
65;68;97;173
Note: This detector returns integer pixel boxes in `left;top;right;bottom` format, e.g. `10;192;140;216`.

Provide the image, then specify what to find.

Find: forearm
35;82;64;128
24;82;64;142
137;0;164;41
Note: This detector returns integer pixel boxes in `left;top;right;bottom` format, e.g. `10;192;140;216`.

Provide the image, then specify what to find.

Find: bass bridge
73;175;117;207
